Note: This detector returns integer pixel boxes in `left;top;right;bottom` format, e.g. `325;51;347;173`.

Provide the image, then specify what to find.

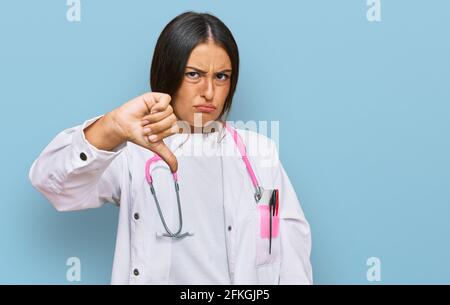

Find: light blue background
1;0;449;284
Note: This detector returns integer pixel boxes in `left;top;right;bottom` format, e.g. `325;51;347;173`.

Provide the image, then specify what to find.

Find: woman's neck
189;120;224;134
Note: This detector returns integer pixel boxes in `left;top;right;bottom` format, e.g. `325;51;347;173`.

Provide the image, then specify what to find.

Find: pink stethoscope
145;123;262;239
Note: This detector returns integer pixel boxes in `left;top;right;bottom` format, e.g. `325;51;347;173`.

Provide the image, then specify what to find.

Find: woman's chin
176;117;223;133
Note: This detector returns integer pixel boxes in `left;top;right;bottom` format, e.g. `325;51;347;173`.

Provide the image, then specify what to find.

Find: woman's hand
85;92;179;172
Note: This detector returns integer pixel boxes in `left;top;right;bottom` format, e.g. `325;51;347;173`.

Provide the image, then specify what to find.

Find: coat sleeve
270;143;313;284
29;116;126;211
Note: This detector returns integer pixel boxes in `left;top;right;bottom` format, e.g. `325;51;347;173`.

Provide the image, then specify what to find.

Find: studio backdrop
0;0;449;284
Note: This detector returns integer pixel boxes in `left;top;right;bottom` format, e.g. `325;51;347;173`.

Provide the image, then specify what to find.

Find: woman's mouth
193;104;216;113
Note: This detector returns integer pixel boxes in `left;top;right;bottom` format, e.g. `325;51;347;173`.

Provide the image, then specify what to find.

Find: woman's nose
201;77;215;101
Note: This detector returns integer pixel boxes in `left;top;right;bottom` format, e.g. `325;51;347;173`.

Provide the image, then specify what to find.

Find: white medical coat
29;117;313;285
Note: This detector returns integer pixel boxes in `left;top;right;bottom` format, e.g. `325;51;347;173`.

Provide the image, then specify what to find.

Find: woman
29;11;312;285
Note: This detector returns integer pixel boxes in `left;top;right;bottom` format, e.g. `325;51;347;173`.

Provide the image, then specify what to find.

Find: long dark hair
150;11;239;118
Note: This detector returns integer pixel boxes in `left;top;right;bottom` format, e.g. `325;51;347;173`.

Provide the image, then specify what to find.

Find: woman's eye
216;73;230;81
186;71;200;79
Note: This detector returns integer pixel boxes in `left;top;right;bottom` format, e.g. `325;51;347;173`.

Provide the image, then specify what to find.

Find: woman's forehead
187;42;232;71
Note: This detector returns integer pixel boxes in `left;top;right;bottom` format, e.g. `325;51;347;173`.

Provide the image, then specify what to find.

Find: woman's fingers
141;105;173;126
146;126;178;143
142;114;177;136
141;92;171;114
150;93;172;114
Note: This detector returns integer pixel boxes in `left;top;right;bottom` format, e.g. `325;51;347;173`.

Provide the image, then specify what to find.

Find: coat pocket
255;188;281;266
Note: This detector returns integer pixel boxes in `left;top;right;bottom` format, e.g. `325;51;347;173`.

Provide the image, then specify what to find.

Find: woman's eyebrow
186;66;232;74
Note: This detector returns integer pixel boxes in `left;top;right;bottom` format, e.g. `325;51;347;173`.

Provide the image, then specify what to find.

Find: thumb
150;141;178;173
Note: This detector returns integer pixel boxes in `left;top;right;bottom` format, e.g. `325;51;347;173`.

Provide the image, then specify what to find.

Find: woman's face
172;40;232;131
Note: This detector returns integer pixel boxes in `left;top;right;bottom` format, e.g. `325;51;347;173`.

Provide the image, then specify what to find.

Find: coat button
133;268;139;276
228;225;232;231
79;152;87;161
134;213;139;220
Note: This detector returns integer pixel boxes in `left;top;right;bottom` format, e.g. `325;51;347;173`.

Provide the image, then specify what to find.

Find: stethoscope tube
149;180;193;239
145;124;261;240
